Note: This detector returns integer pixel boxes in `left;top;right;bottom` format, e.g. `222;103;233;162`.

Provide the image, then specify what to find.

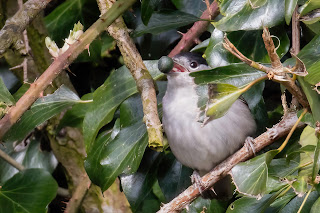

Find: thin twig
262;27;282;69
158;112;304;212
291;5;300;55
0;0;52;56
0;0;136;140
168;1;219;57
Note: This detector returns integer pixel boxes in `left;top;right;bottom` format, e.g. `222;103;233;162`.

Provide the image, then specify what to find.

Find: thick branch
291;5;300;55
0;0;136;140
158;112;304;212
97;0;163;150
168;1;219;57
0;0;52;56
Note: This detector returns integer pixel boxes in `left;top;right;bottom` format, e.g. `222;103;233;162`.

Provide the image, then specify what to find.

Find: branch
291;5;300;55
168;1;219;57
158;111;305;212
0;0;52;56
97;0;163;150
0;0;136;141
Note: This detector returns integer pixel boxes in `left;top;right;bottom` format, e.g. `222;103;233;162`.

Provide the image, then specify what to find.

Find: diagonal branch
97;0;163;150
0;0;52;56
158;111;305;212
0;0;136;141
168;1;220;57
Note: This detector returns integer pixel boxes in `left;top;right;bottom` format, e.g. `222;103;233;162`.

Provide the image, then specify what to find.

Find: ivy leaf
132;11;200;37
0;138;58;184
204;27;289;68
172;0;208;17
279;191;319;212
0;77;15;106
141;0;160;25
83;61;163;151
3;86;80;143
292;176;308;197
300;0;320;16
285;0;298;25
214;0;284;31
190;63;266;87
205;84;243;120
0;168;58;213
312;138;320;182
231;150;279;197
85;95;148;191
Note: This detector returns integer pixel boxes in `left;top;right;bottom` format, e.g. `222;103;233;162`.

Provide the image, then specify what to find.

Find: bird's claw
245;136;256;156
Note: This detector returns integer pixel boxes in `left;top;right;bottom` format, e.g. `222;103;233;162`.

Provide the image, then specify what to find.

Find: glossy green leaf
292;176;308;196
285;0;298;25
0;77;14;105
231;150;279;197
157;152;192;201
204;28;289;68
58;93;93;130
227;194;274;213
44;0;99;43
205;84;243;119
214;0;284;31
85;95;149;191
266;192;297;212
269;158;299;178
311;196;320;213
83;61;163;150
300;0;320;16
0;168;58;213
172;0;208;17
312;138;320;181
299;110;316;128
279;191;318;213
141;0;160;25
299;125;318;147
132;11;200;37
304;60;320;85
183;198;228;213
0;139;58;184
190;63;266;87
3;86;80;143
120;150;161;212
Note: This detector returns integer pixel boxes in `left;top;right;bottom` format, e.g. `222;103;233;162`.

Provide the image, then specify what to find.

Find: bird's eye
190;61;198;68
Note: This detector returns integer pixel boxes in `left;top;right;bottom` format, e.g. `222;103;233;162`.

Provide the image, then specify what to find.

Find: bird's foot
245;136;256;155
191;171;216;199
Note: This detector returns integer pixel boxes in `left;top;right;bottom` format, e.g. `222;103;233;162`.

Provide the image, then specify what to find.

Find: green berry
158;56;174;73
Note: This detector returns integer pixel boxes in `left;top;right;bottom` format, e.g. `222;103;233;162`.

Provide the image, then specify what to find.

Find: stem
0;149;25;171
277;108;307;152
0;0;136;140
240;75;269;93
297;187;313;213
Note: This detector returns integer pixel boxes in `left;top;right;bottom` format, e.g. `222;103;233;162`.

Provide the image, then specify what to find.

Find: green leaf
304;60;320;85
132;11;200;37
85;95;149;191
311;196;320;213
0;77;15;105
3;86;80;143
0;168;58;213
285;0;298;25
172;0;208;17
299;126;318;147
58;93;93;130
214;0;284;31
0;138;58;184
183;198;228;213
205;84;243;119
204;27;289;68
120;150;161;213
269;158;299;178
292;176;308;196
141;0;160;25
227;194;274;213
267;192;297;212
44;0;99;43
312;138;320;181
300;0;320;16
231;150;279;197
157;152;192;201
83;61;163;151
279;191;319;213
190;63;266;87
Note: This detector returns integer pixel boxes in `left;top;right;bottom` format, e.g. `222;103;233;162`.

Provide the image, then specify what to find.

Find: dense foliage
0;0;320;212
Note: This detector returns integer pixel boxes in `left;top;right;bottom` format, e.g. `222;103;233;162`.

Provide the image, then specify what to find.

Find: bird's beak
171;59;188;73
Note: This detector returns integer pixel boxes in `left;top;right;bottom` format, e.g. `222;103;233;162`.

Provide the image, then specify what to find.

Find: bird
159;52;257;196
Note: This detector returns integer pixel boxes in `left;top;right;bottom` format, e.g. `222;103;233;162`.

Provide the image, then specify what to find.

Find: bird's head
158;52;209;75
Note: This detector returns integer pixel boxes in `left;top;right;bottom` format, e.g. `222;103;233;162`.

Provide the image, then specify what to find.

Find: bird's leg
244;136;256;156
191;170;216;199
